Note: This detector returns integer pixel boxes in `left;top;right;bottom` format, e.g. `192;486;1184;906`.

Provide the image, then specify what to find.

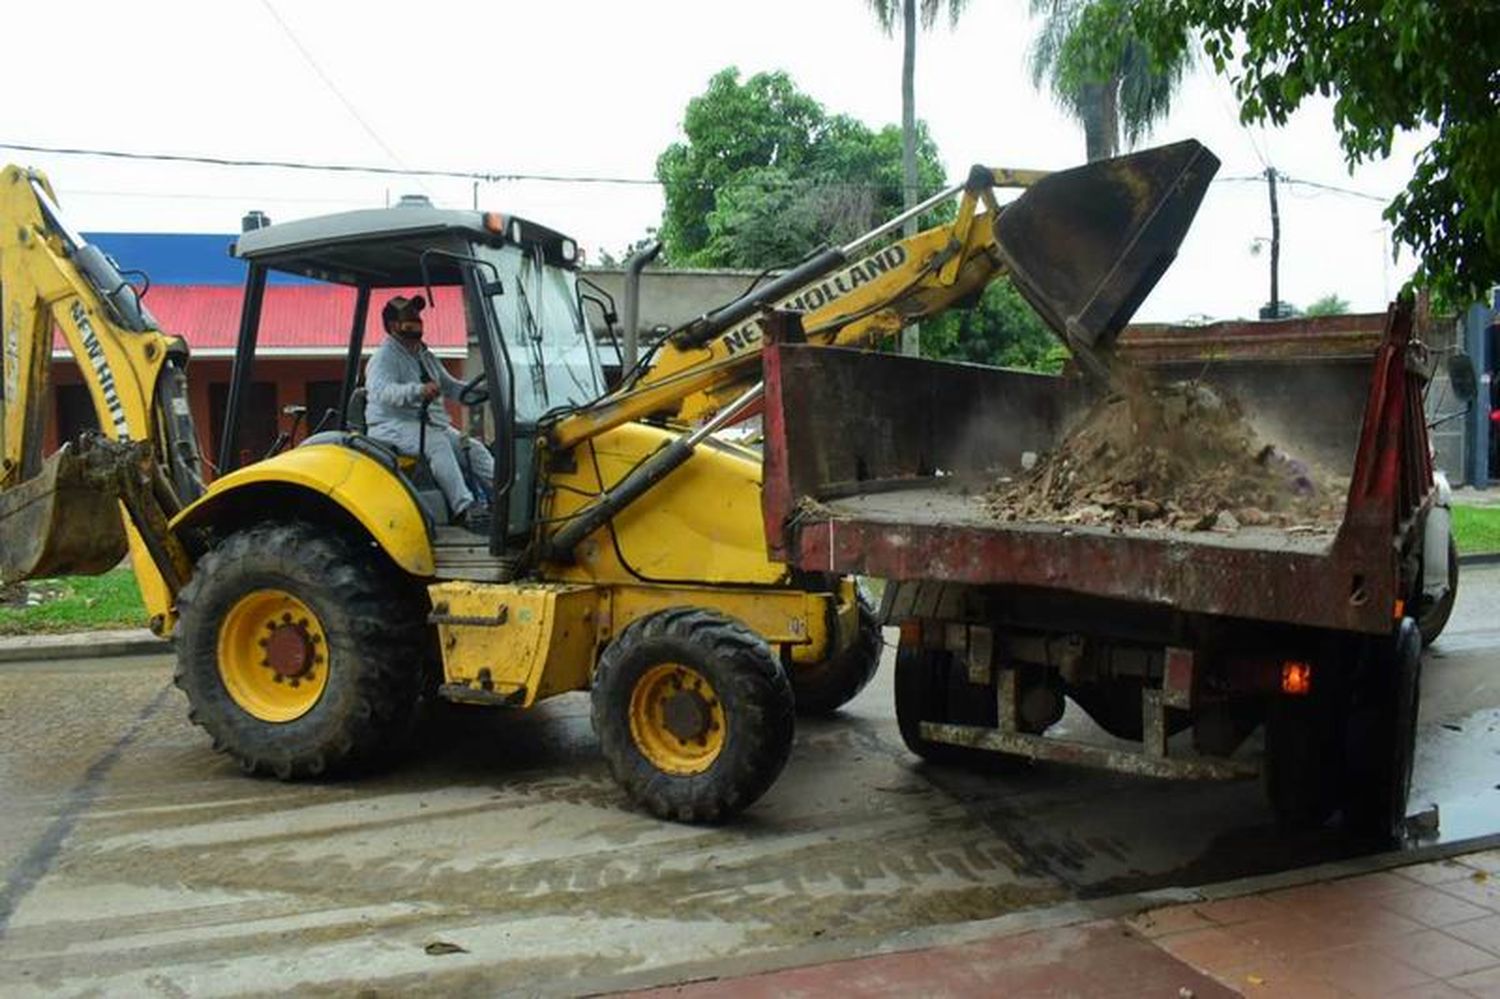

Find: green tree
655;69;946;268
1123;0;1500;304
923;281;1068;372
1303;293;1350;317
1028;0;1192;162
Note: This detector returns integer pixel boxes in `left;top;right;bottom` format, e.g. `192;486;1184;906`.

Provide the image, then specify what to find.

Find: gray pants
370;421;496;518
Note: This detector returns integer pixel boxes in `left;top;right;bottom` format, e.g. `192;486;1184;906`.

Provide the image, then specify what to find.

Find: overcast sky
7;0;1428;323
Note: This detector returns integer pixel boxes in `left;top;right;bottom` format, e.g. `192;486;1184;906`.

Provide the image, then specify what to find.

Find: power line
258;0;410;176
1279;177;1389;203
0;141;661;186
1213;172;1390;203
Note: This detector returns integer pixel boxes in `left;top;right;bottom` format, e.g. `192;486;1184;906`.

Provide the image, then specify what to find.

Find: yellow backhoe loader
0;141;1216;821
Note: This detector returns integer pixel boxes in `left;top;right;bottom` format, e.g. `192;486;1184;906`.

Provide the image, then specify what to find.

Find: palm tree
1028;0;1189;162
867;0;971;354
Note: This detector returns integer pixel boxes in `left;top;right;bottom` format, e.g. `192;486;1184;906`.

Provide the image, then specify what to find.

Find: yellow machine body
171;443;438;579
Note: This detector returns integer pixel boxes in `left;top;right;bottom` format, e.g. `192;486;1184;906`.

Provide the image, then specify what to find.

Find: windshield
474;242;602;423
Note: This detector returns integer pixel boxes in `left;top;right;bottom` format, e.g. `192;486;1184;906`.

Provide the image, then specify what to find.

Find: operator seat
299;385;452;527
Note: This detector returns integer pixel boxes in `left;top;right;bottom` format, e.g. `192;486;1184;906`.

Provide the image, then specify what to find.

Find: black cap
381;294;427;329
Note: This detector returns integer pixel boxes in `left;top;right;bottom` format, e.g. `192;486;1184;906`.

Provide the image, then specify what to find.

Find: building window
208;381;277;468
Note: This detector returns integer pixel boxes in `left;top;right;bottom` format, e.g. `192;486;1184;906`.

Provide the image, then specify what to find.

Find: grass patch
1453;504;1500;556
0;569;146;635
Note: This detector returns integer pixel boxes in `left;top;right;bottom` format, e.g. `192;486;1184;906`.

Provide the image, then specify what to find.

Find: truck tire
1416;536;1460;647
791;591;882;715
894;645;1025;771
174;522;424;779
592;607;795;823
1264;695;1342;830
1343;619;1422;840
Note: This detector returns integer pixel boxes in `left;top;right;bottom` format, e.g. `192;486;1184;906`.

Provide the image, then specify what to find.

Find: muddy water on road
2;568;1497;995
0;661;1061;996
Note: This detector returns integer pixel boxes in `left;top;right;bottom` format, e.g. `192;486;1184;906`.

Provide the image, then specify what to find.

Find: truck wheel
174;522;424;779
894;645;1024;771
1343;619;1422;840
1264;695;1341;830
1416;536;1460;647
791;591;882;715
592;608;794;823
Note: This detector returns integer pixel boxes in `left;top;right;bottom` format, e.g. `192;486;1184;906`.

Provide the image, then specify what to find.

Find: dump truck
758;251;1457;837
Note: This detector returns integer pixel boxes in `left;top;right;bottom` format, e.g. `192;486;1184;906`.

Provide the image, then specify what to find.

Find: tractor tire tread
174;521;425;780
791;591;883;716
592;607;794;824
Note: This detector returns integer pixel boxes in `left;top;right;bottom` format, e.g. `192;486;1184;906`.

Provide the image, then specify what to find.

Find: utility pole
1259;167;1282;319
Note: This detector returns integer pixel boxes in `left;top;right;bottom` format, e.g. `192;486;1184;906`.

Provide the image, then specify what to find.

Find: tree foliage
655;68;945;268
1028;0;1192;161
922;281;1068;372
1117;0;1500;304
1302;293;1350;317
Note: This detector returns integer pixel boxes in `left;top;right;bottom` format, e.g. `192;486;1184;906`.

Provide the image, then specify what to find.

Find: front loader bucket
994;139;1220;357
0;445;129;584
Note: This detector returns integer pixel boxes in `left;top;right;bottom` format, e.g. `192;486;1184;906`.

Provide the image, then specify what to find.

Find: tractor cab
226;200;604;558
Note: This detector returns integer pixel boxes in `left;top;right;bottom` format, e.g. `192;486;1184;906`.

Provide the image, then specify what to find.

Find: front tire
174;522;425;779
592;608;795;823
1416;536;1460;647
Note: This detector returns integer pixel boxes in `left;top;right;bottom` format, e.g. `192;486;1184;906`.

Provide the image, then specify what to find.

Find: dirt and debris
986;377;1346;532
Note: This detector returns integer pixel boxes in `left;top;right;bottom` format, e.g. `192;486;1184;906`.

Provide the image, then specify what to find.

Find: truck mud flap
0;445;129;583
994;139;1219;358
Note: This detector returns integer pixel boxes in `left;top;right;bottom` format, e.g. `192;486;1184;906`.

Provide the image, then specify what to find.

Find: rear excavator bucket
0;443;129;584
993;139;1220;373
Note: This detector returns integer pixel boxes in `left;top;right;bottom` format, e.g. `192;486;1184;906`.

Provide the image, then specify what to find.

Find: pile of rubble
985;379;1345;532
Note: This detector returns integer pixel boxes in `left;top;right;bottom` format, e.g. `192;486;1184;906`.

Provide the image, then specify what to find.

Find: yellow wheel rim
628;663;727;776
217;588;330;723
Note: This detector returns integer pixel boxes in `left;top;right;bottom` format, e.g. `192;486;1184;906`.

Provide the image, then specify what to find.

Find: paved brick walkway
632;850;1500;998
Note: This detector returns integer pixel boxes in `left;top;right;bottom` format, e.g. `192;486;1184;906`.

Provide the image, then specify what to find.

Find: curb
572;830;1500;997
0;629;165;664
1458;551;1500;567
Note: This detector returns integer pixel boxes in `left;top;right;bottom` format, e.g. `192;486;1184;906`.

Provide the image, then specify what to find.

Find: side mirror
1448;354;1478;403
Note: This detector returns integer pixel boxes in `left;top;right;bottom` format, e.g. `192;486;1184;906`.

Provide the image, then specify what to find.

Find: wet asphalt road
0;566;1496;996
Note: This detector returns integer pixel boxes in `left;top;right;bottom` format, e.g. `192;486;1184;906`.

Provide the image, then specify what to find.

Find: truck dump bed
761;305;1434;635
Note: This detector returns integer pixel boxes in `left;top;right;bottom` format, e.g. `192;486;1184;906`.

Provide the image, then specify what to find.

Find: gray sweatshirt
364;337;464;432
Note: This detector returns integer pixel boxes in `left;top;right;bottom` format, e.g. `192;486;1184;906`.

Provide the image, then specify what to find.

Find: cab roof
231;203;580;287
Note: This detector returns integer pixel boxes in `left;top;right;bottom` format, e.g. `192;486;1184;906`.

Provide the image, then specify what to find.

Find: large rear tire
1264;694;1342;830
895;644;1025;771
790;591;882;715
1343;619;1422;840
591;608;795;823
174;522;426;779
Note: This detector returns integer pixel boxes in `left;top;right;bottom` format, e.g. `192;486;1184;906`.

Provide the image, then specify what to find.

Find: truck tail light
899;620;922;647
1281;660;1313;696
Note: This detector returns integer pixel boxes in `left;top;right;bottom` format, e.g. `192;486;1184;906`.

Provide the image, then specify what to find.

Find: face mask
394;321;424;339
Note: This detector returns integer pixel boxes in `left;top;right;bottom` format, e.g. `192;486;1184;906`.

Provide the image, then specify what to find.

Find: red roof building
50;284;471;474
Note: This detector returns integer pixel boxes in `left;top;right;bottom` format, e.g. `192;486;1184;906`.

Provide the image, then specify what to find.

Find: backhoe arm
0;166;200;624
548;166;1043;452
550;139;1221;453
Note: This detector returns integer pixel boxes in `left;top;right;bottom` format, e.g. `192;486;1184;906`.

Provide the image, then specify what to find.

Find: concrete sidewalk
0;627;163;663
626;843;1500;998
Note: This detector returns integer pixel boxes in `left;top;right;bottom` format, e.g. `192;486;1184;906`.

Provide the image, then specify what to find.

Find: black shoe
460;503;492;536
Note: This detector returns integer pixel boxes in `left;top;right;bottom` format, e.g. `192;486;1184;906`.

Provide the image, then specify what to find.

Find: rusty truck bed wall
761;306;1432;635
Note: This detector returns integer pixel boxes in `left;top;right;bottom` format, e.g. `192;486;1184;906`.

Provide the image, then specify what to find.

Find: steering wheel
458;371;490;406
